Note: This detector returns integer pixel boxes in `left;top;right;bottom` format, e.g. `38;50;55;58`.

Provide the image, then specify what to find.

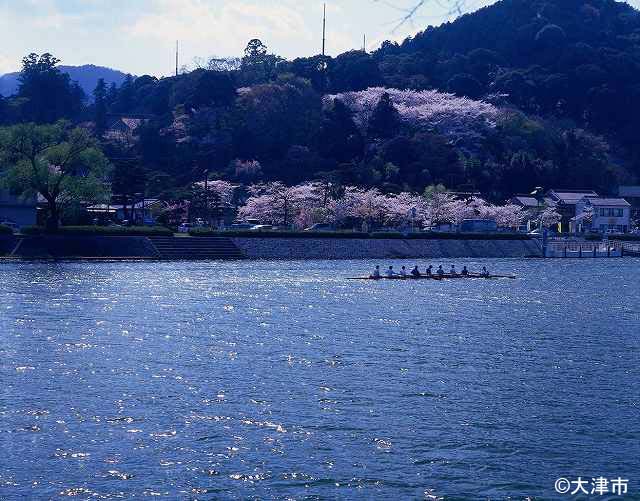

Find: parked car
228;223;256;230
178;222;192;233
304;223;334;232
249;225;273;231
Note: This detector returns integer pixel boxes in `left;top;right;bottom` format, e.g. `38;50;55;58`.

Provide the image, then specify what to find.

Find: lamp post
531;186;547;256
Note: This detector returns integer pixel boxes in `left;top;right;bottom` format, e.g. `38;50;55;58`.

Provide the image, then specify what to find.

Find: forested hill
0;64;128;97
374;0;640;160
2;0;640;203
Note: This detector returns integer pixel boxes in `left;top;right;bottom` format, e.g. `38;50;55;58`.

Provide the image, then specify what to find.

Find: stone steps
148;236;245;260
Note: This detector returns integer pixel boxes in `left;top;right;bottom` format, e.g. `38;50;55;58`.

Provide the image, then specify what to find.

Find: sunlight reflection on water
0;258;639;499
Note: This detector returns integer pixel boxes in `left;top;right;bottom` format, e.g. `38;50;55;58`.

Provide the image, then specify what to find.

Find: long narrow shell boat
347;273;516;281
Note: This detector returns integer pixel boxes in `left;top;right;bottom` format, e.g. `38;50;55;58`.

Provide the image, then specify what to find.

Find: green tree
240;39;282;85
113;74;135;113
17;53;85;123
0;122;110;230
367;92;400;140
318;98;363;162
93;78;108;138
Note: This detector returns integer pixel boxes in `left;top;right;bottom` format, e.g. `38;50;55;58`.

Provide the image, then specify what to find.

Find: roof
619;186;640;197
547;189;599;204
584;197;631;207
511;195;555;207
107;117;147;132
511;196;538;207
87;199;163;211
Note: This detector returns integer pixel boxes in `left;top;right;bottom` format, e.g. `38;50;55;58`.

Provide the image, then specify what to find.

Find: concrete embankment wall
1;236;158;259
1;235;542;260
231;237;542;260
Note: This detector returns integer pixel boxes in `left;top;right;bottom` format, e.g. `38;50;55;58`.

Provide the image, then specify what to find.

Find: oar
468;273;517;279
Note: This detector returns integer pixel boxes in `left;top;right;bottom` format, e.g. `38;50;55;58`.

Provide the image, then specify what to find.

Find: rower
437;265;444;276
425;265;433;276
400;266;408;277
461;266;469;276
450;265;457;275
385;266;396;278
411;266;421;278
371;265;381;279
481;266;489;277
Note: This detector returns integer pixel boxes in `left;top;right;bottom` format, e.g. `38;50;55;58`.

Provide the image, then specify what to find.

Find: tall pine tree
367;92;400;140
93;78;107;139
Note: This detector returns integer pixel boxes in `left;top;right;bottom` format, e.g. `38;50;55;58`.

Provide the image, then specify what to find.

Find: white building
573;197;631;234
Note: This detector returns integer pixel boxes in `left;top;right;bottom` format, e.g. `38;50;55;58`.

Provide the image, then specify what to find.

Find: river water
0;259;638;500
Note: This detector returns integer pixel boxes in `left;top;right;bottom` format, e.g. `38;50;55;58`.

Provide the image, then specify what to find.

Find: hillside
1;0;638;202
373;0;640;169
0;64;129;98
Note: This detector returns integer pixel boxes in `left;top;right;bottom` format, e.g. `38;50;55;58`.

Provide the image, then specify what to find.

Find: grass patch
0;225;14;235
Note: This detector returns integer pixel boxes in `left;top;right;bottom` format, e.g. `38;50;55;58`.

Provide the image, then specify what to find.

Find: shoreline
0;234;543;260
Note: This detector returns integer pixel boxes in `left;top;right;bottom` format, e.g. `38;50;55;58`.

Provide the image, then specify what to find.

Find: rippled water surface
1;258;639;500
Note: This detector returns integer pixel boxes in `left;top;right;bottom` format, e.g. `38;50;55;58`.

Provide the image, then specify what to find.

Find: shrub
371;232;405;239
409;232;530;240
189;229;530;240
21;226;173;236
0;225;14;235
190;230;371;239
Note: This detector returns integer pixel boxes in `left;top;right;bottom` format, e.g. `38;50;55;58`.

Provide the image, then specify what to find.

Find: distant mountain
0;64;130;98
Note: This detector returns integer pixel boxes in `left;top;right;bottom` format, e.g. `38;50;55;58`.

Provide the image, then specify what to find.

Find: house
572;197;631;234
510;194;556;231
86;199;165;225
618;186;640;222
0;190;37;228
546;190;599;233
104;117;148;145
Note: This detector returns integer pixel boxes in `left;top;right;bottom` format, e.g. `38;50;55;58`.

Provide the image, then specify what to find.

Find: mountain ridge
0;64;130;97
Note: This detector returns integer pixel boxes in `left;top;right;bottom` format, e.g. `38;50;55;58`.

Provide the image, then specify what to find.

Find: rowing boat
347;273;516;281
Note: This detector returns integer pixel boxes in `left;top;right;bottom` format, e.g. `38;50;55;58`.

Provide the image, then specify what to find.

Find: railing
621;242;640;255
545;240;623;258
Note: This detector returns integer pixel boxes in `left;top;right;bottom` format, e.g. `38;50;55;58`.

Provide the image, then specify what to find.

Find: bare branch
375;0;470;31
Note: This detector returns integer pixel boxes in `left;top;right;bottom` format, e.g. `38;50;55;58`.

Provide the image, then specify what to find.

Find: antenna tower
322;3;326;57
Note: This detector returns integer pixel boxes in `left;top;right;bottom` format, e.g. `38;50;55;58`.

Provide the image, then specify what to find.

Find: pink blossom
325;87;503;149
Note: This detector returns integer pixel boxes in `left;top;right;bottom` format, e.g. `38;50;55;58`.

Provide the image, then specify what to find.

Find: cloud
0;54;18;75
126;0;314;58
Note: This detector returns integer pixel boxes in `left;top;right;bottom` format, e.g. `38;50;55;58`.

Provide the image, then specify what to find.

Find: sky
1;0;639;77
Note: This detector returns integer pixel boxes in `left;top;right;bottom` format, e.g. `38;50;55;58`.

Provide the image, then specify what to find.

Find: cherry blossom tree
489;203;528;230
422;191;457;227
239;182;326;228
237;181;532;233
194;179;236;205
540;206;562;229
325;87;503;150
384;192;426;227
232;159;263;182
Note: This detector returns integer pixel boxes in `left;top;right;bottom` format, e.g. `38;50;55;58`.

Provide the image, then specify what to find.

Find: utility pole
322;3;326;58
363;34;367;53
175;40;179;77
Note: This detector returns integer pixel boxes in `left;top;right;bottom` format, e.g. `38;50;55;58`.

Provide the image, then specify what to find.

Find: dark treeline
1;0;638;202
